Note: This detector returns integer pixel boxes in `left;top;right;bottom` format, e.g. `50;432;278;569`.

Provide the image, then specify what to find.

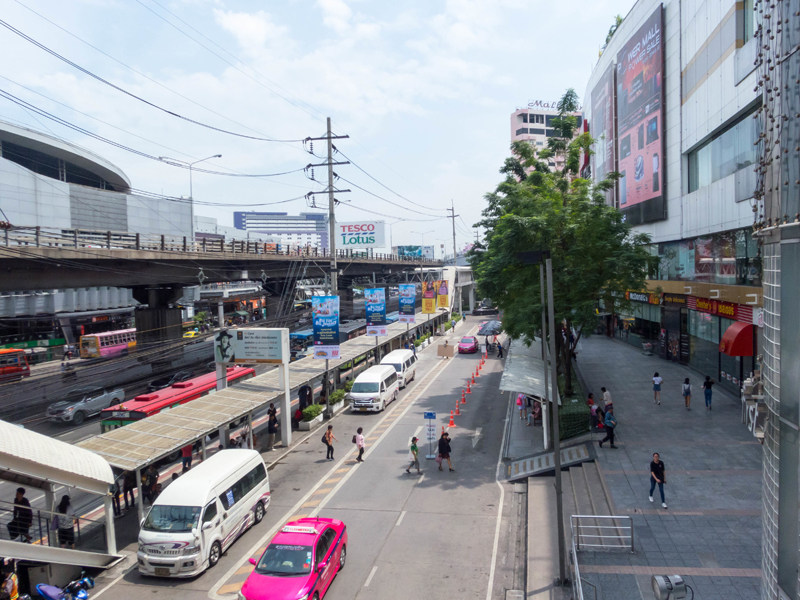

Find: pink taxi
239;518;347;600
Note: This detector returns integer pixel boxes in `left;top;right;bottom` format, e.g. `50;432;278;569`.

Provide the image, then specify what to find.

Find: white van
381;349;417;388
349;365;399;412
137;449;270;578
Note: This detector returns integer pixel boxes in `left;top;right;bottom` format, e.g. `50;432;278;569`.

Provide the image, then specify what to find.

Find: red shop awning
719;321;754;356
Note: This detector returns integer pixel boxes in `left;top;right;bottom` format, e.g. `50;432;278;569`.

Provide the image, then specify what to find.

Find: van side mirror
249;558;257;566
202;521;213;531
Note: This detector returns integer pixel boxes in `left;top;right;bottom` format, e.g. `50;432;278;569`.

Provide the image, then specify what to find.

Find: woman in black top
703;376;714;410
438;432;454;472
649;453;667;509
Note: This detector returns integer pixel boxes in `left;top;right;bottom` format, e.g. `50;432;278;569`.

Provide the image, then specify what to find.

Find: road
90;323;515;600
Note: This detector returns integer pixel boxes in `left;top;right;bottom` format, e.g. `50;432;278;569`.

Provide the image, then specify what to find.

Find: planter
326;400;345;417
299;413;323;431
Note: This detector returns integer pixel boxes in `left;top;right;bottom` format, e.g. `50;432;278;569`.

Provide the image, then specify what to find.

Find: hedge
302;404;324;421
329;389;346;405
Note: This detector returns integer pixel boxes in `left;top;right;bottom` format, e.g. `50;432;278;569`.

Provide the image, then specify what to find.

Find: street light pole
159;154;222;242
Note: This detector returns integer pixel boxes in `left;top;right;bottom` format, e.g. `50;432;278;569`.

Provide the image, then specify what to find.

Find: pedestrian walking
601;387;612;411
443;339;449;359
598;407;617;448
653;372;663;404
649;452;667;508
437;432;454;472
181;444;193;472
267;414;278;451
323;425;338;460
299;385;312;410
497;341;504;358
355;427;365;462
516;393;527;421
56;495;75;549
123;470;136;509
110;475;122;518
267;403;277;419
405;436;421;474
451;318;456;330
682;378;692;410
142;465;159;505
703;376;714;410
7;488;32;543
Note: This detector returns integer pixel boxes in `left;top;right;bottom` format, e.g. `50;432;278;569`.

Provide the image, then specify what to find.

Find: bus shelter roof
76;310;440;472
499;338;560;405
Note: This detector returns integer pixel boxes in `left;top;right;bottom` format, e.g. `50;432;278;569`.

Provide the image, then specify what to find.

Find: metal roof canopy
77;310;444;471
499;338;560;405
0;419;113;495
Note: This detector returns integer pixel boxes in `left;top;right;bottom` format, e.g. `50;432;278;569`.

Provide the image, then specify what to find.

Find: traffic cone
471;373;475;385
466;381;472;394
461;389;467;404
441;425;446;435
455;402;461;416
448;410;456;427
475;367;480;378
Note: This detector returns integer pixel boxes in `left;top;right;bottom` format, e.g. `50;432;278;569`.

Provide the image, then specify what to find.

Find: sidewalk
576;336;762;600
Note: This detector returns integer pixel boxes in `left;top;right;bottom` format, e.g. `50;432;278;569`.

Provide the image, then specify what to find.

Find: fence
570;514;634;600
0;226;439;263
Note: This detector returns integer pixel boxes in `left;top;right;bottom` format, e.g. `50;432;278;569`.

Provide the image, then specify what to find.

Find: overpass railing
0;226;440;263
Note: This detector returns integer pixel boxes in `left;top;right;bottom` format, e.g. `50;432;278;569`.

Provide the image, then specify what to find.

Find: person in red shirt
180;444;193;472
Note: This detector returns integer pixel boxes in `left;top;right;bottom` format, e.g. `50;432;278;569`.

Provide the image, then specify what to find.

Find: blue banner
312;296;340;359
365;288;387;336
398;284;416;323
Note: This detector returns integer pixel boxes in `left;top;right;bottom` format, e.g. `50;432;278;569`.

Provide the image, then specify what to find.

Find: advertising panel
336;220;386;248
437;280;449;309
394;245;435;259
312;296;340;359
399;284;416;323
422;281;437;314
365;288;387;336
615;6;666;224
214;328;289;364
590;64;616;205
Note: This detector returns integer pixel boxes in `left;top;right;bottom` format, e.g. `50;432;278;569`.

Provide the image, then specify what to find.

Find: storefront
616;291;661;349
687;296;758;395
660;293;689;363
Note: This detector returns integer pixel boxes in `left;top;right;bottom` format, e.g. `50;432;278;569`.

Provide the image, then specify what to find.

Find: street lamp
411;229;434;257
159;154;222;199
387;220;403;250
435;238;448;261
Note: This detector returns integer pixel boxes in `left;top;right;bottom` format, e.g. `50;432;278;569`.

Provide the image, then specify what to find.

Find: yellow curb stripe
218;582;243;595
325;477;342;484
234;565;254;576
312;487;333;495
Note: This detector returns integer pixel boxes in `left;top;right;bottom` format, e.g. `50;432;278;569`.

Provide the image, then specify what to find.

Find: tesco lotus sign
337;220;386;248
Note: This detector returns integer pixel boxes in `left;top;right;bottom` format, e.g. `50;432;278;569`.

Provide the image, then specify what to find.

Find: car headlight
66;406;75;412
183;546;199;556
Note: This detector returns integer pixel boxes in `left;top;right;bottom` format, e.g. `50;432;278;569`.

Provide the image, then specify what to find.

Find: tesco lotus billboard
336;220;386;248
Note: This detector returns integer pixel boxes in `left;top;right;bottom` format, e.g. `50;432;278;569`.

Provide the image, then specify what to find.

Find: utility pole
447;201;458;267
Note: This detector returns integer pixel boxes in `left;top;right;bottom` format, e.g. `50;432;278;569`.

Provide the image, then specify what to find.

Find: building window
521;114;529;123
743;0;755;42
515;128;528;136
687;105;760;192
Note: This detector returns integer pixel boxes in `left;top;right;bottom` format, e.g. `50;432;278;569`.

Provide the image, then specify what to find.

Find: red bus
99;366;255;433
0;349;30;382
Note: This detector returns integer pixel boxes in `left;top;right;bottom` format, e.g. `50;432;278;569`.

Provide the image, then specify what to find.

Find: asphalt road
89;323;515;600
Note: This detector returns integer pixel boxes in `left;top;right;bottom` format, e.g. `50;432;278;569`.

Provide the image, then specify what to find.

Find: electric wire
337;176;446;218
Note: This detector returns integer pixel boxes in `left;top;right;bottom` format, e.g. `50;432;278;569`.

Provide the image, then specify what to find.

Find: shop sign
625;291;660;304
688;296;753;322
661;293;686;306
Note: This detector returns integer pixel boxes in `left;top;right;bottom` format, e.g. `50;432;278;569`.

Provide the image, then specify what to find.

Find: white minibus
348;365;399;412
137;449;270;577
381;349;417;388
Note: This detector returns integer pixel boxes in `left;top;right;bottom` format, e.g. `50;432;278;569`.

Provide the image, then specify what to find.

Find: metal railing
570;537;598;600
0;226;440;263
570;514;634;552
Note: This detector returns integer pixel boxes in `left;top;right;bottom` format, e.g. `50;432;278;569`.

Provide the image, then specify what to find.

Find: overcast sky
2;0;632;253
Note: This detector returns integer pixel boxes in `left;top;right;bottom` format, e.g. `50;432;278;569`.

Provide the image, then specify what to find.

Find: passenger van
381;349;417;388
138;449;270;577
348;365;399;412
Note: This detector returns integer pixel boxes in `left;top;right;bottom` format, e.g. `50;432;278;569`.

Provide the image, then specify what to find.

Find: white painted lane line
472;427;482;448
417;474;425;485
413;425;422;439
395;510;407;527
364;565;378;587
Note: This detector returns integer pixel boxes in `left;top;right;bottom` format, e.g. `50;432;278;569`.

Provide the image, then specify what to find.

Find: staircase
561;461;627;550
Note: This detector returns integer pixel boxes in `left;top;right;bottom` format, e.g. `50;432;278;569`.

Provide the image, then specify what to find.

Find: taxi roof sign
281;525;318;534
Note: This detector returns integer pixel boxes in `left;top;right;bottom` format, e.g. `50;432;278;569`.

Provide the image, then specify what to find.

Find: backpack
321;433;328;444
516;395;523;406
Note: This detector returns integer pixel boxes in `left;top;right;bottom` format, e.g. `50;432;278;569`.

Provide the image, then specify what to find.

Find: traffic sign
424;412;436;420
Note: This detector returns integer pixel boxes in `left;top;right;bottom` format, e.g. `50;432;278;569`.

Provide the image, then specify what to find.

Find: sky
1;0;633;254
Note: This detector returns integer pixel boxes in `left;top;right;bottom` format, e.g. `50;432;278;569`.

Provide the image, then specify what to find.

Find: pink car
458;336;479;354
240;518;347;600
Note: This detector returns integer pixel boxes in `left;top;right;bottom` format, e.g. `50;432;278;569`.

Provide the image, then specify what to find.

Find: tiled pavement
575;336;762;600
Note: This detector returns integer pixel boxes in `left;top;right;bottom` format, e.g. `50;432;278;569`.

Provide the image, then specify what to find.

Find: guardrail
0;226;440;263
570;537;598;600
570;514;634;552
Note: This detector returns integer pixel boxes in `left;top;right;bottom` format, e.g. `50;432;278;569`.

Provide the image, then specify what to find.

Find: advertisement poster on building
336;221;386;248
215;329;288;364
422;281;437;314
590;64;616;206
393;245;435;259
365;288;387;336
437;280;449;309
615;6;665;224
312;296;340;359
399;284;416;323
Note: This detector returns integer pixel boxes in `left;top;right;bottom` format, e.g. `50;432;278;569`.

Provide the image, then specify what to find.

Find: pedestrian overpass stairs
503;441;594;481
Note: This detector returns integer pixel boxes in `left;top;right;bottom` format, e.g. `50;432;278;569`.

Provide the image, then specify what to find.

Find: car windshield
63;388;97;402
461;338;475;344
386;363;402;373
351;382;379;393
256;544;313;576
142;505;201;533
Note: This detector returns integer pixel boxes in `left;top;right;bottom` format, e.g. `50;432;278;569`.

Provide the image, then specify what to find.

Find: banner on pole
422;281;437;314
437;280;449;309
215;328;288;364
365;288;387;336
399;284;416;323
312;296;340;359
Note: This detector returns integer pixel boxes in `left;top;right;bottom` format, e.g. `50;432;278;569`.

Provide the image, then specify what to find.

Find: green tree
605;15;624;45
469;90;655;396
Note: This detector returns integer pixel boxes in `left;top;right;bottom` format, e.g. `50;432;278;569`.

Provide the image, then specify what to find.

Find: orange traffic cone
475;367;480;378
441;425;446;435
448;410;456;427
455;402;461;416
461;389;467;404
471;373;475;385
466;381;472;394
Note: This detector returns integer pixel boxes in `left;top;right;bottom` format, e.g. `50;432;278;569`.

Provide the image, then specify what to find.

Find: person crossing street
598;406;617;448
405;436;421;474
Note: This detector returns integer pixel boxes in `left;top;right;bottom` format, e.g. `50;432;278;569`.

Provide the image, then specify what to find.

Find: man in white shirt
601;387;612;410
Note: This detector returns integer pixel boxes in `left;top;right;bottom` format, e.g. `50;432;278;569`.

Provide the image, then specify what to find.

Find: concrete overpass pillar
469;285;475;313
131;285;184;343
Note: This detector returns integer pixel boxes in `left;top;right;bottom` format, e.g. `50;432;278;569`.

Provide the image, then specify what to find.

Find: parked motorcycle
35;573;94;600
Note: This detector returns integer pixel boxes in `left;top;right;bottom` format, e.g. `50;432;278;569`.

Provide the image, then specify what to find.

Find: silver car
46;385;125;426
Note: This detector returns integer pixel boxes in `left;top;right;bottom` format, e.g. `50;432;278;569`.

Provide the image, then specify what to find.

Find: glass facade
688;310;755;394
617;302;660;349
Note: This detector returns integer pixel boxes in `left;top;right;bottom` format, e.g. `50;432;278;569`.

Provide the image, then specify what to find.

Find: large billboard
615;6;665;224
437;280;449;309
421;281;437;314
336;220;386;248
214;328;289;364
394;245;435;259
590;64;616;206
365;288;387;336
312;296;340;359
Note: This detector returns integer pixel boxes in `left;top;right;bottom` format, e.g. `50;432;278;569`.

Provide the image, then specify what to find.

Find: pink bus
79;328;137;359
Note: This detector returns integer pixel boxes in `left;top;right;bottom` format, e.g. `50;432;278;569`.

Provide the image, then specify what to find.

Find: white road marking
364;565;378;587
395;510;407;527
413;425;422;439
417;474;425;485
472;427;483;448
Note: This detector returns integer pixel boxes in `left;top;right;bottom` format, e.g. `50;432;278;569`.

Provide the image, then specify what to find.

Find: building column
104;495;117;555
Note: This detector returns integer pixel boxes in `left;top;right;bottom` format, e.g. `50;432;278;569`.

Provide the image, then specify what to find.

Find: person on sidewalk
703;376;714;410
598;407;617;448
324;425;338;460
267;414;278;451
181;444;193;472
497;342;504;359
653;372;663;405
123;470;136;510
516;393;527;421
649;452;667;508
7;488;32;543
442;339;449;359
682;378;692;410
267;403;277;419
355;427;365;462
406;436;421;474
601;387;613;412
438;432;454;472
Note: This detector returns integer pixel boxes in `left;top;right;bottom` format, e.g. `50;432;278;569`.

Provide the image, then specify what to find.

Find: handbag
50;515;60;531
435;454;443;465
352;435;357;444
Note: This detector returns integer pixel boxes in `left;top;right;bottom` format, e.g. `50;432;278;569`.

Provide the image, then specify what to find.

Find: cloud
213;9;292;57
317;0;353;34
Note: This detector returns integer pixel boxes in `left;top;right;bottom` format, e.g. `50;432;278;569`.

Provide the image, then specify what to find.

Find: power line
337;176;446;218
0;18;306;144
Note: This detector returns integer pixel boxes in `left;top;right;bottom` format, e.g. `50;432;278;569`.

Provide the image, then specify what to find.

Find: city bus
339;320;367;343
0;349;30;382
79;328;137;359
99;366;255;432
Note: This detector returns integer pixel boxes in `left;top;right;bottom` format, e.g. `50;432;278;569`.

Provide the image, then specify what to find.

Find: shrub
345;380;354;392
444;322;451;331
302;404;324;421
329;389;346;405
